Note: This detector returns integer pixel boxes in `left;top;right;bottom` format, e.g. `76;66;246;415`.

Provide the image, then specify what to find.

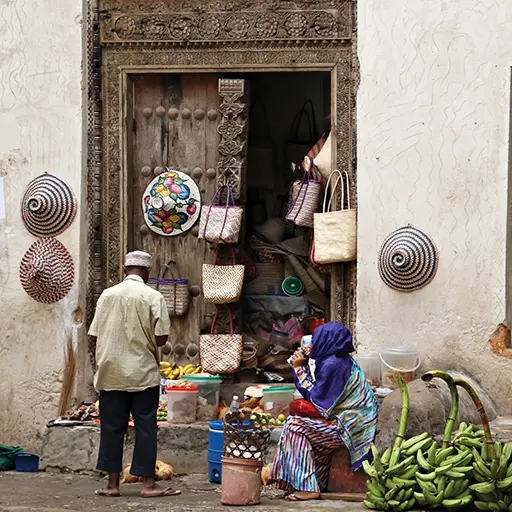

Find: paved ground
0;472;365;512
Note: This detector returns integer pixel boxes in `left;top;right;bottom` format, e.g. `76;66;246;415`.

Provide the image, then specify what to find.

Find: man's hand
156;335;168;347
290;349;308;368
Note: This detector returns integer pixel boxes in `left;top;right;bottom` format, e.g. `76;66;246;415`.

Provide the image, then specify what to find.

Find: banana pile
364;437;431;511
159;361;202;380
470;438;512;511
414;432;474;509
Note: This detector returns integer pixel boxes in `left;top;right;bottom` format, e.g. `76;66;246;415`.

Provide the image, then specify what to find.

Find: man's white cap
125;250;152;268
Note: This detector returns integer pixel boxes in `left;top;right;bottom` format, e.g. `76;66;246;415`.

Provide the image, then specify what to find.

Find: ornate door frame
86;0;356;341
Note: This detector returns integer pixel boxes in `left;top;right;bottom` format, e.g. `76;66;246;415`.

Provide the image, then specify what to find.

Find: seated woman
270;322;379;502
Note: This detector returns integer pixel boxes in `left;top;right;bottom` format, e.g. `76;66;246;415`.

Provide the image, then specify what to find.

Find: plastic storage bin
354;352;381;388
263;386;294;417
166;386;198;424
186;375;222;422
15;452;39;472
208;420;224;483
379;346;420;388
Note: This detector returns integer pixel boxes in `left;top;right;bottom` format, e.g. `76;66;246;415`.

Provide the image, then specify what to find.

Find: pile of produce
157;401;167;422
63;401;99;421
363;370;512;512
218;396;288;426
159;361;202;380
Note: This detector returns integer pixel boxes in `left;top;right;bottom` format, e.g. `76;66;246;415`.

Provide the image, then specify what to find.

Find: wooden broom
58;333;77;417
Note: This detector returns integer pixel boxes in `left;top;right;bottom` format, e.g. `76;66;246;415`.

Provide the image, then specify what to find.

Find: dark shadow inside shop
231;71;332;384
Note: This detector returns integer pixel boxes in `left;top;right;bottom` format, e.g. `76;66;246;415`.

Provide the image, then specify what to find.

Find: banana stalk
422;371;459;449
389;374;409;468
452;378;495;460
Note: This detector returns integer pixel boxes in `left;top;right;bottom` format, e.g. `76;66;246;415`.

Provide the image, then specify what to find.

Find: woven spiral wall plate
377;225;439;292
21;173;78;237
19;238;75;304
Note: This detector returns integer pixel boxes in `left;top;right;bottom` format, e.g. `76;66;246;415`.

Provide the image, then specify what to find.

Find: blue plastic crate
15;452;39;472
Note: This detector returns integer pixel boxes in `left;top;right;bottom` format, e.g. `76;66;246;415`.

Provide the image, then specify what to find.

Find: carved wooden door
128;75;248;366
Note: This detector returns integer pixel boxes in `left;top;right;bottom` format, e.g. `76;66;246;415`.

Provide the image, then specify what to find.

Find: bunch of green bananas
414;429;474;509
471;439;512;511
364;434;436;511
452;422;486;449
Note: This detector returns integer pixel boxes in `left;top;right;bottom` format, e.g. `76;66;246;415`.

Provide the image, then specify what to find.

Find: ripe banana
159;361;171;368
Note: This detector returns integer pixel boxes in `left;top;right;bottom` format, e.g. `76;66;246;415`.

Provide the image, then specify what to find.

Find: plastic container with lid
208;420;224;483
262;386;294;417
379;346;420;389
185;375;222;422
354;352;381;388
166;385;198;424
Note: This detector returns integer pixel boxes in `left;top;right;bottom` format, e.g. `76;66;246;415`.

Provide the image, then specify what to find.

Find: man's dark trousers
97;386;159;476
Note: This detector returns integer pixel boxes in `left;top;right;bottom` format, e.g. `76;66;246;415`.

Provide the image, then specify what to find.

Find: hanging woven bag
198;184;243;244
199;307;243;374
202;246;245;304
285;160;322;228
313;170;357;263
147;260;189;316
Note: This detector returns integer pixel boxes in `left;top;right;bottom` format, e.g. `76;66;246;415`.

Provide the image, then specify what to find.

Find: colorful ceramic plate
142;169;201;236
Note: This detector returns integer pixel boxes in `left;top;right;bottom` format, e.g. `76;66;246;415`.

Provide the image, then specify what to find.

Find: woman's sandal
285;492;320;501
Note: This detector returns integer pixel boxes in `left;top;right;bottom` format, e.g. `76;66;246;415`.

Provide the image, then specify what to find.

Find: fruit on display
363;374;421;511
157;401;167;422
159;361;202;380
412;371;474;509
451;378;512;512
249;412;287;427
364;370;512;512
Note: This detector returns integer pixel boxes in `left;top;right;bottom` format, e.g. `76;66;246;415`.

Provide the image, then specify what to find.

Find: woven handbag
147;261;189;316
199;185;243;244
202;247;245;304
286;162;322;228
199;308;242;374
313;170;357;263
242;263;285;295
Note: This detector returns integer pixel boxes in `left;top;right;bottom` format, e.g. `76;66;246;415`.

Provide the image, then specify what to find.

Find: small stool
327;448;367;494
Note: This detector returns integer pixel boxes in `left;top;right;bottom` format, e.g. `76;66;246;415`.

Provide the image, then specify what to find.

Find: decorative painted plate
142;169;201;236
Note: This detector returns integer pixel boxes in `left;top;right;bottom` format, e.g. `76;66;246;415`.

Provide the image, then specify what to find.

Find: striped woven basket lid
19;238;74;304
378;225;439;292
21;173;77;237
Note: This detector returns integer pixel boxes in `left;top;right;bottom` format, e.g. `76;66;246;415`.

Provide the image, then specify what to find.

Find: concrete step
40;423;282;474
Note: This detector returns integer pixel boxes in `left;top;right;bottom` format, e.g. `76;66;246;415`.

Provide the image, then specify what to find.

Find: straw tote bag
147;261;189;316
198;184;243;244
286;162;322;228
202;247;245;304
313;170;357;263
200;307;242;374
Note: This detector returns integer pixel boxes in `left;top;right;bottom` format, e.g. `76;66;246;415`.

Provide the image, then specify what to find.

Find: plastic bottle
229;395;240;413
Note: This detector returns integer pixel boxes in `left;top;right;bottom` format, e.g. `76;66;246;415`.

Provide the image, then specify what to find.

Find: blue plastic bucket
208;420;224;483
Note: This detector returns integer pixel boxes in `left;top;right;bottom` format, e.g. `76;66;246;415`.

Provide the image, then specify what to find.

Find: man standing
88;251;181;498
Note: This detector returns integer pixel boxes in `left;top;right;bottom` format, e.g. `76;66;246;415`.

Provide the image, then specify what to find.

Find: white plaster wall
357;0;512;411
0;1;84;451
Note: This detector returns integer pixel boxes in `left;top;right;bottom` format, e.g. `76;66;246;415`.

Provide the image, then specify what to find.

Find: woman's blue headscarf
295;322;355;414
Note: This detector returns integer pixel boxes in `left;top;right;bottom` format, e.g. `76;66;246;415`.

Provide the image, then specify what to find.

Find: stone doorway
85;0;356;369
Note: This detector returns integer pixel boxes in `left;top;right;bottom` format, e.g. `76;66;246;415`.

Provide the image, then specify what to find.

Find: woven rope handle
322;170;344;213
342;171;352;210
210;305;235;335
202;184;235;241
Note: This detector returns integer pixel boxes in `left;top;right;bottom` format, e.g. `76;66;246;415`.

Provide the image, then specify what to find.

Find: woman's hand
290;349;308;368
